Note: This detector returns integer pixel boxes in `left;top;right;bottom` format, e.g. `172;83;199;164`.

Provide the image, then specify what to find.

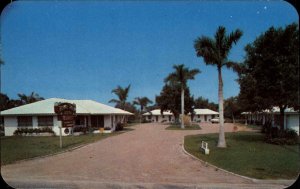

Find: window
91;115;104;128
18;116;33;127
75;116;85;126
198;115;200;118
38;116;53;126
0;116;3;126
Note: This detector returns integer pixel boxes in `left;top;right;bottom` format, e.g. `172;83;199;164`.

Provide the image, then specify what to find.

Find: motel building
241;107;299;135
1;98;133;136
191;109;219;122
142;108;219;123
143;109;175;123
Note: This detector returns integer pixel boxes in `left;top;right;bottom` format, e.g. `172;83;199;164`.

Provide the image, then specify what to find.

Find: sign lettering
54;102;76;127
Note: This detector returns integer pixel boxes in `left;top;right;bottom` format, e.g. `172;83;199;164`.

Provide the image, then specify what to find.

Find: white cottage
242;107;299;135
192;109;219;122
1;98;133;136
143;109;175;123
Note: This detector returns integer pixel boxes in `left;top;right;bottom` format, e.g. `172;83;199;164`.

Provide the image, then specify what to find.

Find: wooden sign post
54;102;76;148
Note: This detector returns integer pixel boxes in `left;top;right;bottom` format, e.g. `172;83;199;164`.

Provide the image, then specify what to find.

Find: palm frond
228;29;243;46
108;99;120;104
194;36;218;64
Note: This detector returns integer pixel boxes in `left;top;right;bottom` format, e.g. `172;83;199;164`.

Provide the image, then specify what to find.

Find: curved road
1;123;293;188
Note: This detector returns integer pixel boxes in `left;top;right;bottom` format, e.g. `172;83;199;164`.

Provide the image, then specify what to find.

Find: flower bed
13;127;55;136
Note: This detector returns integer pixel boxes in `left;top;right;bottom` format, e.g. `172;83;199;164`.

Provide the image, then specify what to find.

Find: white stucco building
192;109;219;122
142;108;219;123
1;98;133;136
143;109;175;123
242;107;299;135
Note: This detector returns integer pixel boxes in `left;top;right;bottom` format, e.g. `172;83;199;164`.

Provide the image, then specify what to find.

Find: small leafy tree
224;96;241;123
237;23;299;131
156;83;194;124
194;96;218;111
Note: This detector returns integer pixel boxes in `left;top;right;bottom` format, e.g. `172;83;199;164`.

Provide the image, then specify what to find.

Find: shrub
182;115;191;126
264;127;298;145
13;127;54;136
13;129;20;135
73;126;87;133
28;129;34;134
285;128;298;139
115;122;124;131
40;127;54;133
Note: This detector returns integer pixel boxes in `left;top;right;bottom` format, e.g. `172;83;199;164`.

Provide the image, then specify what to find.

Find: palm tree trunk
217;67;226;148
181;87;185;129
0;63;2;93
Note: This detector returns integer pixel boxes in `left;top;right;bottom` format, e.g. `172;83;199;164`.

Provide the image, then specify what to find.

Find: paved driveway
1;123;292;188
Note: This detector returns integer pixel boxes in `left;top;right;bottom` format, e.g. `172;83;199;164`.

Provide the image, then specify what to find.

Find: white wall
4;114;129;136
286;114;299;134
144;115;174;123
104;115;112;128
52;116;64;136
193;115;215;122
4;115;64;136
4;116;18;136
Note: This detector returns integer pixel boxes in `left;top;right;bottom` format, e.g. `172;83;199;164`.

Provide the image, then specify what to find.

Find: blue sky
1;1;298;106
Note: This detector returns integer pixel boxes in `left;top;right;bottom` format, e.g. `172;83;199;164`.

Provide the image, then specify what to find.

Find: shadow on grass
228;132;264;143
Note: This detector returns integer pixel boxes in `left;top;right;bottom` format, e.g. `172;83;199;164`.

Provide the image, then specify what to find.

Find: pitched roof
193;109;219;115
142;109;173;116
0;98;133;116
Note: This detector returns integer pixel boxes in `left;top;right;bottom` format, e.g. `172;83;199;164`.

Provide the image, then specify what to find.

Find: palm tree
18;92;44;105
0;58;3;93
0;41;4;93
194;26;243;148
109;84;131;110
164;64;200;129
133;97;153;123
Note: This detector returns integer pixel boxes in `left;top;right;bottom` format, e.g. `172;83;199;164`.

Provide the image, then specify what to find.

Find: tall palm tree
109;84;131;110
165;64;200;129
133;97;153;123
0;58;3;93
0;40;4;93
194;26;243;148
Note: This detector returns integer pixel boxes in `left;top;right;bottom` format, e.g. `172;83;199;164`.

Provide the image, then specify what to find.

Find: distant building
241;107;299;134
143;109;175;123
192;109;219;122
1;98;133;136
143;108;219;123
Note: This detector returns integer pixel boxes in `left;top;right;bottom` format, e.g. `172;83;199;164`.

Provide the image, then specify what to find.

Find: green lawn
166;123;201;130
1;131;125;165
184;132;300;179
